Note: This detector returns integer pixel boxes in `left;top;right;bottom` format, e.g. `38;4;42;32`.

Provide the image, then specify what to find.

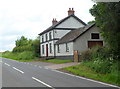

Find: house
39;8;104;60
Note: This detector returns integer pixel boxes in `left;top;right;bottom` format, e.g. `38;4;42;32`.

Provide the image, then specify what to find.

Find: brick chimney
52;18;58;25
68;8;75;15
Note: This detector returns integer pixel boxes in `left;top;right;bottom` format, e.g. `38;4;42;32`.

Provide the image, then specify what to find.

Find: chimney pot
52;18;58;25
68;8;75;16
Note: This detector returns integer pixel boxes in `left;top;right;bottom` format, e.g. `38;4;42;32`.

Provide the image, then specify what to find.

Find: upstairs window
46;34;48;41
49;32;52;40
66;43;69;52
91;33;100;39
42;35;44;42
57;44;60;53
49;43;52;53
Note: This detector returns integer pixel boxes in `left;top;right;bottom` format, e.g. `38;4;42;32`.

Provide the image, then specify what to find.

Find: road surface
0;57;119;89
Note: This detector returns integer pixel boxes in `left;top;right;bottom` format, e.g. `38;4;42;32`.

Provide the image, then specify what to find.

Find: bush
17;51;35;60
80;50;92;61
81;46;119;74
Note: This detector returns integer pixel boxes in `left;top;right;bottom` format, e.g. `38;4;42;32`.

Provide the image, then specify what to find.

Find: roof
55;23;95;44
38;14;86;35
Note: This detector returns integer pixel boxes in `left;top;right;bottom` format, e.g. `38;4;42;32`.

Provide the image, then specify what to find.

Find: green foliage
2;36;40;61
81;46;119;74
12;36;40;57
2;51;36;61
90;2;120;60
87;20;95;25
64;63;120;86
41;59;73;64
17;51;35;60
80;50;92;61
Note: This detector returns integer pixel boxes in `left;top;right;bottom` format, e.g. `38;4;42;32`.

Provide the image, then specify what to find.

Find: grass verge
63;63;120;86
40;59;73;64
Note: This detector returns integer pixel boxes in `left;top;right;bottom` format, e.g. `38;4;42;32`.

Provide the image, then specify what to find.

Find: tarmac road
1;57;119;89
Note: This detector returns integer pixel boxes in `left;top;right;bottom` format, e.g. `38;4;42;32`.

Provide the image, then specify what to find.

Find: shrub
17;51;35;60
80;50;92;61
81;46;119;74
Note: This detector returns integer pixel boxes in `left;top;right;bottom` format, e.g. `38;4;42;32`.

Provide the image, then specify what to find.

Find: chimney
68;8;75;16
52;18;58;25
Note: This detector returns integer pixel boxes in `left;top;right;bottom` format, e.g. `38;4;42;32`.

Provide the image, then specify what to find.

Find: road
0;57;119;89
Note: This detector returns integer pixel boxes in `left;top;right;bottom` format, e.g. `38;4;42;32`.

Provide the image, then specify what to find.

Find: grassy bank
63;46;120;86
63;62;120;86
1;51;73;63
41;59;73;64
1;51;38;62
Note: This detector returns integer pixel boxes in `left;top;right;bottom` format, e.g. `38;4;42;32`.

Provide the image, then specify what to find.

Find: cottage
39;8;104;60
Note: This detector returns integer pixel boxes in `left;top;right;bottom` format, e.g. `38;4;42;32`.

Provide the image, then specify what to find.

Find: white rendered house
39;8;86;58
39;8;104;60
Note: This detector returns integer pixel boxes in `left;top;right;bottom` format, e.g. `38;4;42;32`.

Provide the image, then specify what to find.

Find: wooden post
74;50;79;62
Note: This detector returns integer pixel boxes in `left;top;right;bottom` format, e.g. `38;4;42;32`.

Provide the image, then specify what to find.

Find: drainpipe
53;30;56;58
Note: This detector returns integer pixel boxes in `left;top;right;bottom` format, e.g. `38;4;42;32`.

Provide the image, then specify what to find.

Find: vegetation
64;63;119;86
1;36;40;61
41;59;73;64
90;2;120;61
64;46;120;86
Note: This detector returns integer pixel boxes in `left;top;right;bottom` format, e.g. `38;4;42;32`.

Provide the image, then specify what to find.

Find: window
42;45;44;54
49;43;52;53
46;34;48;41
91;33;100;39
57;44;60;53
66;43;69;52
42;35;44;42
49;32;52;40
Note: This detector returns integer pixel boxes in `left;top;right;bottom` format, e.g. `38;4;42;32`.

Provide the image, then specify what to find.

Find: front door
46;44;48;57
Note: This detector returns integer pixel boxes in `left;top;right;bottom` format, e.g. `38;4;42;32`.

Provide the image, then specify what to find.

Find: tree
32;36;40;57
13;36;40;57
15;36;28;47
87;20;95;25
90;2;120;60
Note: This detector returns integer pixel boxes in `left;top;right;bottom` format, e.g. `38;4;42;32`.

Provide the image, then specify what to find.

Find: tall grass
2;51;35;61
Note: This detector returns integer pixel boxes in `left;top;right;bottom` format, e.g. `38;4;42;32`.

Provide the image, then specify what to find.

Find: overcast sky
0;0;95;52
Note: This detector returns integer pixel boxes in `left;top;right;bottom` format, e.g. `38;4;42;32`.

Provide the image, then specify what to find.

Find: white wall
40;30;54;42
56;17;85;28
55;42;73;56
40;30;55;57
40;41;55;57
73;25;105;54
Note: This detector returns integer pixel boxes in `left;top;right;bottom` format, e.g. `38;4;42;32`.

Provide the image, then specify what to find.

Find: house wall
40;30;54;42
40;30;55;57
54;17;85;39
73;25;105;54
40;41;55;57
55;42;74;60
56;17;85;28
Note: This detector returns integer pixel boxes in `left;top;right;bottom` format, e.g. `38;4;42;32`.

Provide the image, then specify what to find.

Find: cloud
0;0;95;51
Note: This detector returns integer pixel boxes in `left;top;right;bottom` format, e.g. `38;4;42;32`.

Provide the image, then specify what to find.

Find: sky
0;0;95;52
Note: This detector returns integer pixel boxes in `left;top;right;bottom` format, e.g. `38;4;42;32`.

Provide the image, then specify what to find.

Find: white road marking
0;61;2;63
4;63;10;66
44;67;49;69
51;70;120;88
34;65;37;67
12;67;24;74
39;66;42;68
32;77;55;89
